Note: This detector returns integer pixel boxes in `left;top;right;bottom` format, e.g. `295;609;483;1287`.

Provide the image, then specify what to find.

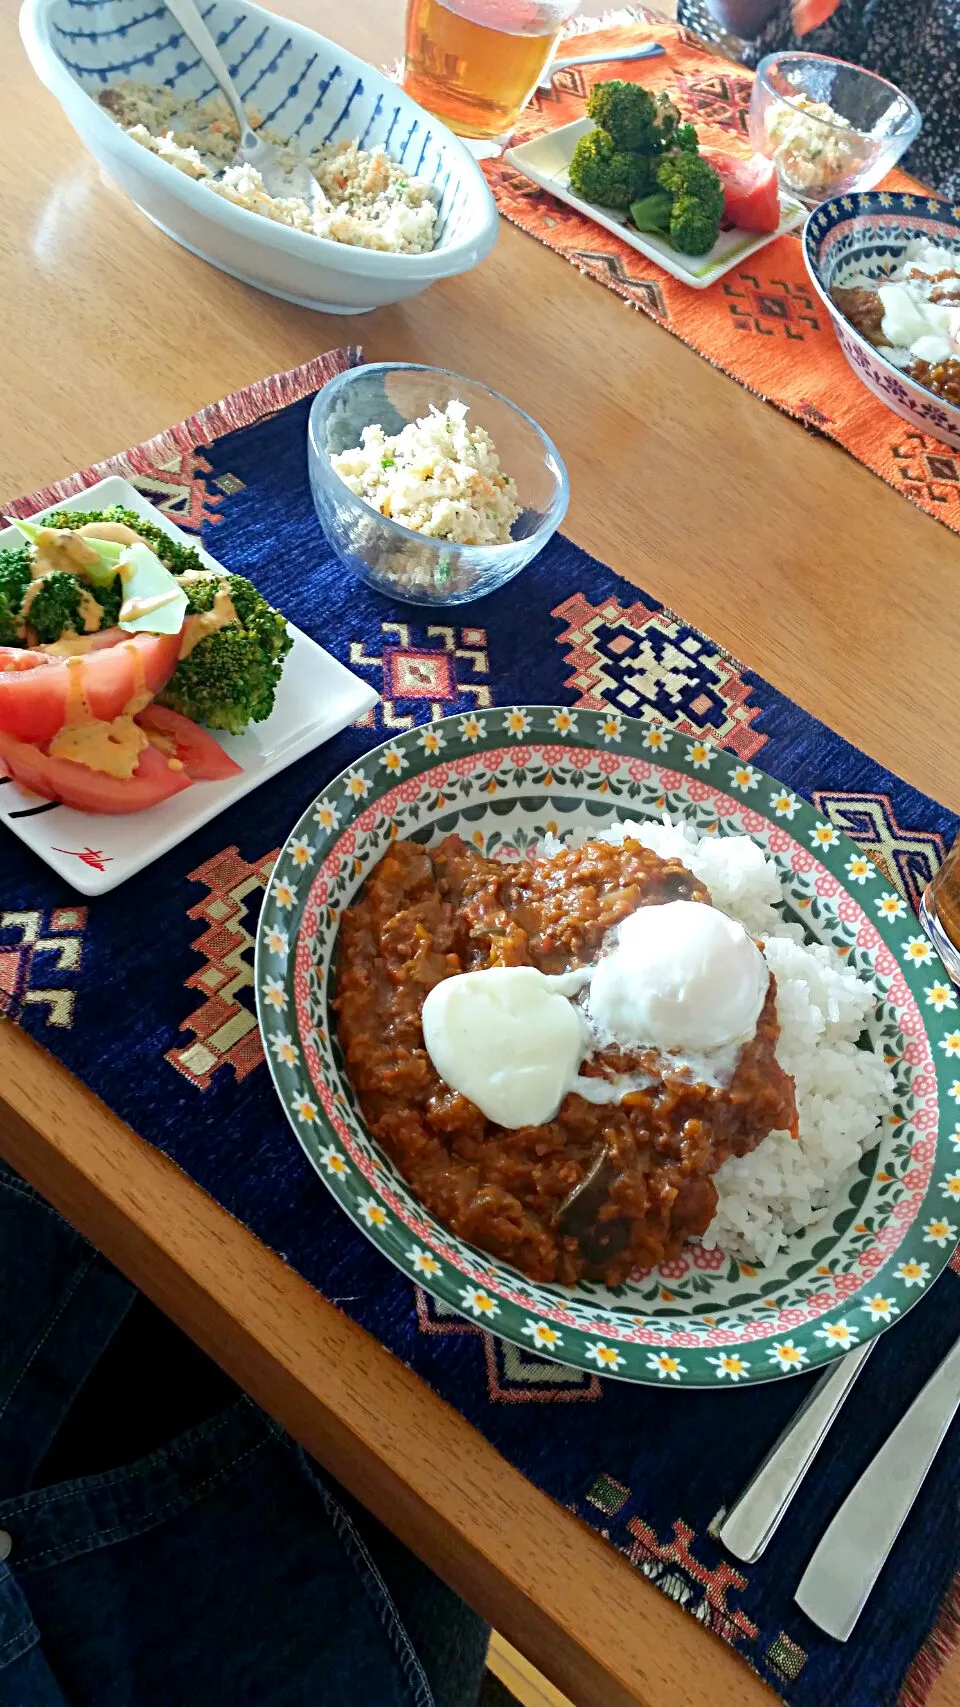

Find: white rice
544;815;894;1267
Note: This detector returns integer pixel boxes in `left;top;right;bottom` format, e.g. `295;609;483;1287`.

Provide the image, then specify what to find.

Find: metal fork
161;0;322;204
719;1341;874;1563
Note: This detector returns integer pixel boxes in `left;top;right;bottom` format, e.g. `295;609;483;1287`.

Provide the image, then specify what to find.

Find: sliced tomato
792;0;841;33
0;729;192;815
0;630;182;744
136;705;242;781
0;648;58;674
701;148;781;235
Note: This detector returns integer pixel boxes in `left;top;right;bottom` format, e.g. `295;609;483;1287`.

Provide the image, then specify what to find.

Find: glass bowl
307;363;569;607
748;52;921;208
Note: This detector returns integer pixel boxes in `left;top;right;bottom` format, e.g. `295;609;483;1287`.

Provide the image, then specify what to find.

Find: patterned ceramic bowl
19;0;499;313
256;709;957;1389
804;192;960;451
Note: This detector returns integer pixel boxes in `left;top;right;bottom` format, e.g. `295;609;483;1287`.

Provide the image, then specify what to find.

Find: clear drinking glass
921;836;960;987
403;0;582;139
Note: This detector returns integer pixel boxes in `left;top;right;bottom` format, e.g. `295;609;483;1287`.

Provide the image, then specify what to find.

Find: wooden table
2;3;959;1704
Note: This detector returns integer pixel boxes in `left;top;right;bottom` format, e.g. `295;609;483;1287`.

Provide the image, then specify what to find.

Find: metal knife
795;1333;960;1640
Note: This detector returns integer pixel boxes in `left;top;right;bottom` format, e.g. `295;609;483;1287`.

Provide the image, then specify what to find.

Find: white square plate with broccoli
0;476;379;896
505;118;806;288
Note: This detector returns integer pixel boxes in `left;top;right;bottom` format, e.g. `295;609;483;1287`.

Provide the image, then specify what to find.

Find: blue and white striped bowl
19;0;499;312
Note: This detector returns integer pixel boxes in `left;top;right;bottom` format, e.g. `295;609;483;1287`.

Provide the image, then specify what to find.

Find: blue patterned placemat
3;359;960;1707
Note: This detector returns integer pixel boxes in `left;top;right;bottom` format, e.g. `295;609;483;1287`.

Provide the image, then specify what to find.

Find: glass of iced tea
921;836;960;987
404;0;583;139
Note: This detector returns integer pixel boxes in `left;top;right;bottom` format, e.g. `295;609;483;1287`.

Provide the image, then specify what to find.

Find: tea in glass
921;835;960;987
404;0;580;139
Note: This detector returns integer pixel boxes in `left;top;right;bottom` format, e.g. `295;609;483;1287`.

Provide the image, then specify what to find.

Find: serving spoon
536;41;665;93
161;0;322;203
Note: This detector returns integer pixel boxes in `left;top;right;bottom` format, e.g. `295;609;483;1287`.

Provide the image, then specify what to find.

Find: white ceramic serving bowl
19;0;499;313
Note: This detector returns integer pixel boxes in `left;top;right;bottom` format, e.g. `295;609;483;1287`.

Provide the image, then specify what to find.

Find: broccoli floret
629;190;672;234
43;506;208;578
25;572;123;645
654;149;724;254
586;81;657;153
631;152;723;254
0;547;32;646
24;573;86;644
669;197;723;255
584;82;697;159
656;149;723;210
568;127;653;209
159;572;292;734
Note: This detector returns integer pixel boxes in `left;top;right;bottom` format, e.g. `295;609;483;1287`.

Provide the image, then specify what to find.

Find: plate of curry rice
256;707;955;1386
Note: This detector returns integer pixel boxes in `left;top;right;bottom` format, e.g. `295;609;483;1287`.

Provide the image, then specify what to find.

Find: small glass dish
307;363;569;607
748;52;921;209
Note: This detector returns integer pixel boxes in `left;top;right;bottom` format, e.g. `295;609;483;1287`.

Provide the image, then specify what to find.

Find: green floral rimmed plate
255;707;957;1388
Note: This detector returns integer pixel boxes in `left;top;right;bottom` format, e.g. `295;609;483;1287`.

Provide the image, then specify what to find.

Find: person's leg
320;1476;491;1707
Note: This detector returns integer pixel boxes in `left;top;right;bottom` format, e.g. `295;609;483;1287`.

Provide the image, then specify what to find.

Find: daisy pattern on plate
260;976;287;1012
344;767;370;800
460;1284;498;1319
950;1082;960;1106
923;1218;957;1247
729;763;758;792
815;1320;858;1351
940;1031;960;1058
268;1031;299;1067
876;891;907;920
642;724;671;751
926;981;957;1013
895;1258;930;1288
706;1352;749;1382
271;876;297;910
291;1091;319;1125
380;744;408;776
770;788;800;819
646;1351;686;1381
586;1342;626;1372
942;1172;960;1199
407;1245;441;1276
767;1339;808;1371
810;821;839;850
862;1294;899;1322
503;708;531;738
262;923;289;957
419;725;445;755
687;739;712;769
459;714;486;744
949;1123;960;1151
903;935;933;966
600;713;624;744
549;708;577;737
289;836;315;869
522;1320;564;1351
318;1144;348;1177
845;853;874;885
313;799;341;832
358;1196;389;1229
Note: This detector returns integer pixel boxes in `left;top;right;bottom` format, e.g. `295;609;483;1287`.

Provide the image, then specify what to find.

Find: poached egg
420;899;769;1129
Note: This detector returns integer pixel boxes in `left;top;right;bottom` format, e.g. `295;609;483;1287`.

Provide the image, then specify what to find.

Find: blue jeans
0;1161;489;1706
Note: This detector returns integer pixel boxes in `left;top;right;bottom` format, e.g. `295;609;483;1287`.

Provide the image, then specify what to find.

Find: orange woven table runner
482;15;960;534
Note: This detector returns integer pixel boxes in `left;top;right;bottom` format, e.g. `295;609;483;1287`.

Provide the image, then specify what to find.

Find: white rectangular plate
0;475;379;895
505;119;806;288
